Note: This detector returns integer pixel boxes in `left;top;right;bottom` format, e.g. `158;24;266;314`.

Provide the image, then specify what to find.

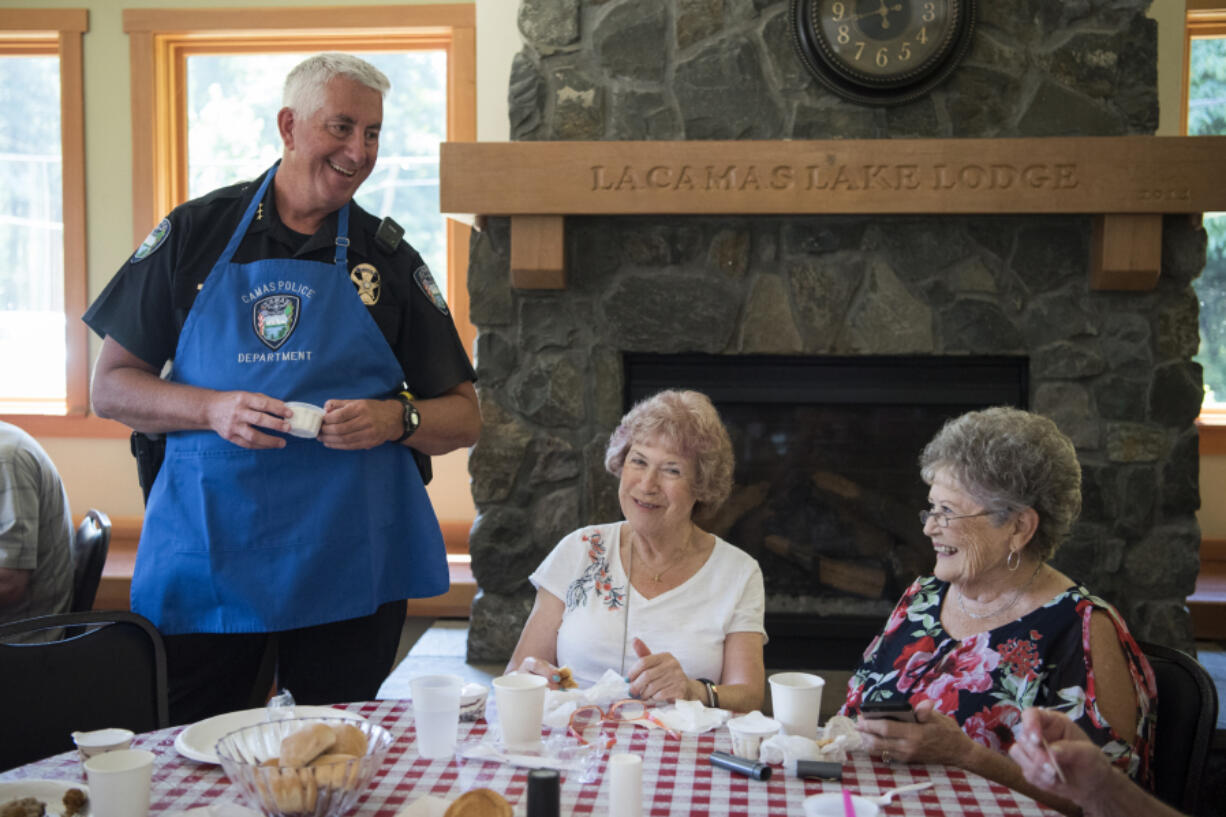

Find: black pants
162;599;407;726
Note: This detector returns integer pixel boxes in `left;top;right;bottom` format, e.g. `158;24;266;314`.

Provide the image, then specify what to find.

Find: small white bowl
285;402;325;438
72;727;135;759
803;792;880;817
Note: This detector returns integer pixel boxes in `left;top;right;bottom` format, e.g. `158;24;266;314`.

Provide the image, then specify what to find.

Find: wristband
697;678;719;708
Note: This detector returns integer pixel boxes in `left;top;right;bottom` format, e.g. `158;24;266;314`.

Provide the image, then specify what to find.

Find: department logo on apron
252;294;300;350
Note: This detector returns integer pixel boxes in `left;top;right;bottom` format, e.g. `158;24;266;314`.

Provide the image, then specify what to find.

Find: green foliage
1189;38;1226;406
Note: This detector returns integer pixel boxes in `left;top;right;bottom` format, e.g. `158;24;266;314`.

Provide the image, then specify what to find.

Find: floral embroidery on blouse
839;576;1157;787
563;530;626;612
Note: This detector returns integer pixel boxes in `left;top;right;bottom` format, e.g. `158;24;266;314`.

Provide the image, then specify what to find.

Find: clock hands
843;1;904;28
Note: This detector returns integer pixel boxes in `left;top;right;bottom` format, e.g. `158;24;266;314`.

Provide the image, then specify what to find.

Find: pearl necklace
957;563;1043;620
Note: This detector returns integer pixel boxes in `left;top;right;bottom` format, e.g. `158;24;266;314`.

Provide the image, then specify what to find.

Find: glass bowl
216;716;394;817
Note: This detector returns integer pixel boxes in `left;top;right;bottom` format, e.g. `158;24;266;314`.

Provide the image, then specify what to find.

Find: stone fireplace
462;0;1206;665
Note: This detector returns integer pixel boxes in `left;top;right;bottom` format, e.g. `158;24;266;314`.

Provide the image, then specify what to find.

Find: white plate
0;779;91;817
174;706;367;764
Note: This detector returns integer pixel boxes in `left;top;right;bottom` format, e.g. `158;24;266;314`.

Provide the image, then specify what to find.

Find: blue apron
133;164;448;634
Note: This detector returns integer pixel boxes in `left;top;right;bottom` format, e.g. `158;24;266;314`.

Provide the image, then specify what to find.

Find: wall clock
790;0;976;106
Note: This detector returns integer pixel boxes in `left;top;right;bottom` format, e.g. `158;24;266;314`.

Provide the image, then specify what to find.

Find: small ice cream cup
727;711;781;760
72;727;135;759
285;401;325;438
458;682;489;721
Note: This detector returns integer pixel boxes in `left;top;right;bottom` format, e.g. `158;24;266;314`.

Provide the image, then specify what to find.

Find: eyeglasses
567;699;679;746
918;509;997;528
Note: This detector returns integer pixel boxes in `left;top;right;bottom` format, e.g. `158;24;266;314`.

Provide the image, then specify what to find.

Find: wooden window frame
0;10;113;437
1185;7;1226;455
122;4;477;358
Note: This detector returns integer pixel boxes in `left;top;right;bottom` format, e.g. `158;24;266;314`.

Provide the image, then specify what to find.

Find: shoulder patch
414;264;449;315
132;218;171;262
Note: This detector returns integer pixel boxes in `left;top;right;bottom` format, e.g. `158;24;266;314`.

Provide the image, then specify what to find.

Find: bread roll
331;723;368;757
309;752;360;789
281;723;336;767
443;788;513;817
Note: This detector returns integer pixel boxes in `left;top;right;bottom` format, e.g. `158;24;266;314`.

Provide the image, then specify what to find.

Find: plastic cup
726;712;781;759
492;672;547;749
84;748;155;817
768;672;825;739
410;673;463;759
285;402;324;438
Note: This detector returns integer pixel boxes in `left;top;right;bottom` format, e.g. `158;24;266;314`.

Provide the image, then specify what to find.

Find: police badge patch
132;218;171;262
253;294;300;350
414;264;449;315
350;262;381;306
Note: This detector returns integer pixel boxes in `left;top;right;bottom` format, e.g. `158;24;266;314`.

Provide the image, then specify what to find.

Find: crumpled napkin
758;714;863;769
652;699;731;734
541;669;632;728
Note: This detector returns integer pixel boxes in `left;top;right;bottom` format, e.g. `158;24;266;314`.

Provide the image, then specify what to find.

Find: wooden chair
0;610;168;771
70;509;111;612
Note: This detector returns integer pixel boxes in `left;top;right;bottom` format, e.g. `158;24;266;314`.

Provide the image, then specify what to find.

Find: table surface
0;700;1061;816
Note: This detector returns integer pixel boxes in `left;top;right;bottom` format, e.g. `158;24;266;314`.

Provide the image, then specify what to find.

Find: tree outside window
1188;35;1226;408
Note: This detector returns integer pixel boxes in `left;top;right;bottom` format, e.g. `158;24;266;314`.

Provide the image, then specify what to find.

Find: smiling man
83;53;480;725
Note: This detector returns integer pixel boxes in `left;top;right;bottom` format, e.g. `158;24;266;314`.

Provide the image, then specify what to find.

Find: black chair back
0;610;168;771
1140;641;1219;814
70;509;111;612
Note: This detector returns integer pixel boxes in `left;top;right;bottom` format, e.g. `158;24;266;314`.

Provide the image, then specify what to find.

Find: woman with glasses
840;407;1155;814
505;389;767;713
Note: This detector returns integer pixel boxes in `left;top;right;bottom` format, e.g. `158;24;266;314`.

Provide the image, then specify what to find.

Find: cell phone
860;699;917;722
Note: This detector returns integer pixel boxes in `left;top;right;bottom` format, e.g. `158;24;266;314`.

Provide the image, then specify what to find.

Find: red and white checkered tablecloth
0;700;1061;816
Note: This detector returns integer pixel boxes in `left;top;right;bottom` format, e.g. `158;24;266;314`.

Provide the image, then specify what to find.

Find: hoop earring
1007;550;1021;571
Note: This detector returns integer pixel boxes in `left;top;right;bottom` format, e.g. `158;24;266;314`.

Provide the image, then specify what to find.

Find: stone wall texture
465;0;1204;662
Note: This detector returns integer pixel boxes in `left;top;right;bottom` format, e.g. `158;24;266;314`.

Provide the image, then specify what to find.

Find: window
0;10;91;428
1185;6;1226;453
123;5;476;355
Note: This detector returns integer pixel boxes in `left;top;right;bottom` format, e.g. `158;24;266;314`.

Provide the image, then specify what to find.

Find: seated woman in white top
506;389;767;712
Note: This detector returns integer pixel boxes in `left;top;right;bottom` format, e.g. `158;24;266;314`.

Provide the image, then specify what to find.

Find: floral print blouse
838;576;1157;786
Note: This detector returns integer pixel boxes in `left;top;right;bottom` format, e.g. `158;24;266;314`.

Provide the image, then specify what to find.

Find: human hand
1008;707;1112;802
318;398;401;450
855;699;972;766
516;656;568;691
207;391;290;448
626;638;692;703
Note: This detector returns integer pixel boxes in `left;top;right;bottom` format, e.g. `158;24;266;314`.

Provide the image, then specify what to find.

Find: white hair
282;53;390;118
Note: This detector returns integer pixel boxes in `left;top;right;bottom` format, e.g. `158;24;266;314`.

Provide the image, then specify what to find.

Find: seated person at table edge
507;390;767;712
1011;707;1187;817
0;421;74;637
83;53;479;724
841;407;1155;816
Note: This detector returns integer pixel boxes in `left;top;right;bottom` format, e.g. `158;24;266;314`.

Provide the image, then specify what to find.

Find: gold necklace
633;526;696;583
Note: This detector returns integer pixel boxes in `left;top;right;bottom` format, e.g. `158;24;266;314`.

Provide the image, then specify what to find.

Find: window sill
1;413;130;439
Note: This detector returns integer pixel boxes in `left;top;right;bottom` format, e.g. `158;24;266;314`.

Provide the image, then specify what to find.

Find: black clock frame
789;0;976;107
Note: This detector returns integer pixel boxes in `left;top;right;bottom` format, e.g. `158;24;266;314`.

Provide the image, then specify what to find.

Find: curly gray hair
605;390;734;515
283;53;389;119
919;406;1081;563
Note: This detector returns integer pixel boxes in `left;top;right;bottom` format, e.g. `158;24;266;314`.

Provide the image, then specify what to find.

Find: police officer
84;53;480;725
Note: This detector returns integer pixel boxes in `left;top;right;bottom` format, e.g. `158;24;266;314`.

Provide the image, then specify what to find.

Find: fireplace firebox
625;353;1029;669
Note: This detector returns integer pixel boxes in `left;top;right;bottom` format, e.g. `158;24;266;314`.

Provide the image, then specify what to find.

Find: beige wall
7;0;1222;541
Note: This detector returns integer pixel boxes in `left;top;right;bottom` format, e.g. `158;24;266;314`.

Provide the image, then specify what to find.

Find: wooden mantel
440;136;1226;290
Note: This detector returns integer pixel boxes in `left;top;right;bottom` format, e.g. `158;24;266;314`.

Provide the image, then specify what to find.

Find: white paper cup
84;748;155;817
285;401;324;438
726;712;781;759
608;752;643;817
768;671;825;739
410;673;464;759
492;672;547;749
803;792;880;817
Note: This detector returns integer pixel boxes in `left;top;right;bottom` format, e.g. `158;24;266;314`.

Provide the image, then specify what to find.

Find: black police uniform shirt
83;166;475;400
